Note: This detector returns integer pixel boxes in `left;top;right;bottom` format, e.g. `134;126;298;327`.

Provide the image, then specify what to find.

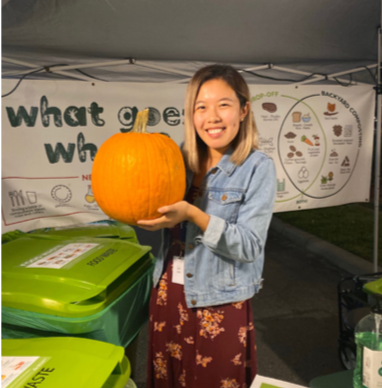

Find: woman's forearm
186;204;211;232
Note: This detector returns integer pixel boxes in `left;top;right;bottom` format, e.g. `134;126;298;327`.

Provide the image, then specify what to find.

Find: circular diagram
276;95;360;201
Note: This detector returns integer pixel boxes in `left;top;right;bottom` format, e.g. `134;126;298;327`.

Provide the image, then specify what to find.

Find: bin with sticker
2;337;134;388
2;233;154;349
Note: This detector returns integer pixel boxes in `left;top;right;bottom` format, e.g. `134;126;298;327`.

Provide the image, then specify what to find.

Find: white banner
2;80;375;232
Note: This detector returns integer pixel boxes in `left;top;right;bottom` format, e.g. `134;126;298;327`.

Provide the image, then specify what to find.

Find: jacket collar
185;147;238;192
215;147;237;176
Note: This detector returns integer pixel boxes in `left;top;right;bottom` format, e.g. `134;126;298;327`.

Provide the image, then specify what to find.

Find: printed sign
1;357;40;388
1;80;375;232
24;243;99;269
252;86;375;212
250;375;307;388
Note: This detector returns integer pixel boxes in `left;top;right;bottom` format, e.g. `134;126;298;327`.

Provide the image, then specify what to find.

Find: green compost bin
28;220;138;243
2;233;154;348
2;337;131;388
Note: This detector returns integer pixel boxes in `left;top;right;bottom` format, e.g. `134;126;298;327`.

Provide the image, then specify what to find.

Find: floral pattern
153;352;167;380
154;322;166;332
178;303;189;326
196;351;213;367
184;336;194;344
221;378;240;388
232;301;244;309
179;369;186;387
238;327;247;347
166;342;182;360
156;273;168;306
197;309;225;339
231;353;242;365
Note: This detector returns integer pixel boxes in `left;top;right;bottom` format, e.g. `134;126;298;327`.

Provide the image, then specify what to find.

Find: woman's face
193;78;248;156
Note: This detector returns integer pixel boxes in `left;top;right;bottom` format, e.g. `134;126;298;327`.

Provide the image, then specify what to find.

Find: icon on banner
9;190;25;207
277;179;285;192
26;191;37;204
51;185;72;203
324;103;338;116
292;112;302;123
298;167;309;179
259;137;274;147
344;125;353;137
85;185;96;203
342;156;350;167
333;125;342;137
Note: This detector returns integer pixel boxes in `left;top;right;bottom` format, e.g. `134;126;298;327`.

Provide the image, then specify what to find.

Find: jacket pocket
207;189;243;222
208;189;243;204
214;255;236;290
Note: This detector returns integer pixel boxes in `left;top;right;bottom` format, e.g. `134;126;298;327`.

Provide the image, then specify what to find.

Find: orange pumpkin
92;109;186;225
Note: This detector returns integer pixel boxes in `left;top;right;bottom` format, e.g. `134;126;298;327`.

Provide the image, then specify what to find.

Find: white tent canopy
2;0;380;85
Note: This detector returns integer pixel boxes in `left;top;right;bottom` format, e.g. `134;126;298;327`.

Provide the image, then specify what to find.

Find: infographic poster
2;80;375;232
249;85;375;212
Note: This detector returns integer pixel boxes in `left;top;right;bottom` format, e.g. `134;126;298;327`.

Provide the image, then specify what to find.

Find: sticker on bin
25;243;99;269
2;357;40;388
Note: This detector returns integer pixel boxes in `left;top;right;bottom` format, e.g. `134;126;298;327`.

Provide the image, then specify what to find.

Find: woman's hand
137;201;191;231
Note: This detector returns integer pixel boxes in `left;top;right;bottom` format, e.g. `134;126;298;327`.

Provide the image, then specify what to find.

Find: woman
138;64;276;388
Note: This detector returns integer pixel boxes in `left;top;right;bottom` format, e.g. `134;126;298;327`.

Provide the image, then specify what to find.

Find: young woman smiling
138;65;276;388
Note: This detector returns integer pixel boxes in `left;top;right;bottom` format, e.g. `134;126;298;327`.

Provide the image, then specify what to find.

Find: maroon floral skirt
147;259;258;388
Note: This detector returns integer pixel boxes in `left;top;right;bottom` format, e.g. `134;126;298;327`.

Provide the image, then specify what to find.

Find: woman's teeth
207;129;223;134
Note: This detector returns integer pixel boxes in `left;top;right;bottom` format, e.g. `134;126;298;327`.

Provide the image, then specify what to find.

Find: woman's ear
241;101;250;121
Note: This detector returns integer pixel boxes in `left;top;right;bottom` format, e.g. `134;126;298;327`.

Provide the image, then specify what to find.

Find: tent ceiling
2;0;380;84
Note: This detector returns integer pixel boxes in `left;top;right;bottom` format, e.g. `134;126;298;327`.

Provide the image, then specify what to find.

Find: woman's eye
196;106;205;110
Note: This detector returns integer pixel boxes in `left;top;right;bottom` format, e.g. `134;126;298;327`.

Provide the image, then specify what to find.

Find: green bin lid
2;234;152;318
2;337;130;388
363;278;382;296
28;221;138;243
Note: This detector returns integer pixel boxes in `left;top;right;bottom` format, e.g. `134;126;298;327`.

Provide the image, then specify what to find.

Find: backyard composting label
2;80;375;232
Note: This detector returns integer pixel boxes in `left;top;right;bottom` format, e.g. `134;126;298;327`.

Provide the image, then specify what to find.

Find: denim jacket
153;148;276;308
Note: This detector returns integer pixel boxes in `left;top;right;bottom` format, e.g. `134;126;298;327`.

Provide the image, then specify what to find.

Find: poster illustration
2;80;375;232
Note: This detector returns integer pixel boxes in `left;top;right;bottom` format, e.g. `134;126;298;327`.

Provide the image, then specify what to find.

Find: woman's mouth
206;128;225;138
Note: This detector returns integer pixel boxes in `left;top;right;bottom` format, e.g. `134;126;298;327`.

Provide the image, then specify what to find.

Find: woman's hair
182;64;259;173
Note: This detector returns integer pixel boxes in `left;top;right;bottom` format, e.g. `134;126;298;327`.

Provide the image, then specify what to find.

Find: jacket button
221;194;227;201
191;299;197;306
188;244;194;250
186;273;193;278
211;168;218;174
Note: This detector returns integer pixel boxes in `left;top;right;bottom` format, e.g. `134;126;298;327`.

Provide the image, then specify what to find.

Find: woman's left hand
137;201;191;231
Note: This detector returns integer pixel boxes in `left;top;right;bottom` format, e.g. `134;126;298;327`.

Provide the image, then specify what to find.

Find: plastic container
28;220;139;243
2;233;154;347
354;279;382;388
2;337;131;388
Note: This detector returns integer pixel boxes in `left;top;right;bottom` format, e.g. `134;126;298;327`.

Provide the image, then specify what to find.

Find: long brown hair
182;64;259;173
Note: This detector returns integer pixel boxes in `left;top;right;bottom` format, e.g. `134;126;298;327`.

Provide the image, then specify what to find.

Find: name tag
172;256;184;285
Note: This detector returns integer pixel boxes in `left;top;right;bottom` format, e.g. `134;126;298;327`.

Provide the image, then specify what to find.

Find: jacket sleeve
195;156;276;263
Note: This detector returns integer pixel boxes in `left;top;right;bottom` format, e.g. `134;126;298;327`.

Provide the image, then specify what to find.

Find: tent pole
3;58;135;77
166;64;270;84
328;64;378;78
374;26;382;272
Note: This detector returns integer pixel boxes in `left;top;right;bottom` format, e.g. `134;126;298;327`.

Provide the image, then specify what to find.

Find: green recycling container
2;233;154;347
28;221;138;243
2;337;131;388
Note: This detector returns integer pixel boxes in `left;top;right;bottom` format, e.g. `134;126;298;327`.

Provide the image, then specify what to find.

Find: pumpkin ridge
122;134;134;223
143;133;153;221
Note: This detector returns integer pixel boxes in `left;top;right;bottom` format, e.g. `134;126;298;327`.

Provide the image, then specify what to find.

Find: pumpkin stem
131;108;149;133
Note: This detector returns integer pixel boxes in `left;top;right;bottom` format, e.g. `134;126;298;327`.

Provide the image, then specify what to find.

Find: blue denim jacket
153;148;276;308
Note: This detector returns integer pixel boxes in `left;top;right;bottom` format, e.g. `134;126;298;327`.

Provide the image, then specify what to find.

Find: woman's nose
207;107;221;122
